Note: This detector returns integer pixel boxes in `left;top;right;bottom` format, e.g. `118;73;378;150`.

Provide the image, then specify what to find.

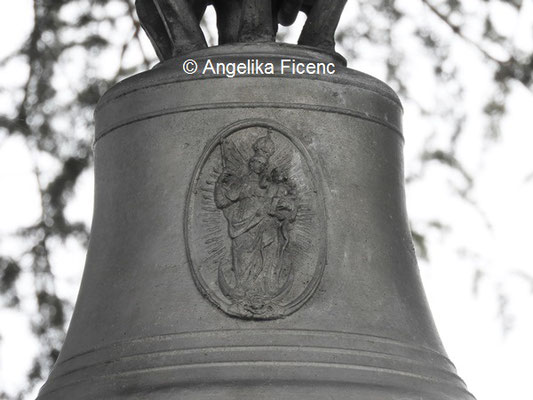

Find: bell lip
95;42;403;114
36;328;474;400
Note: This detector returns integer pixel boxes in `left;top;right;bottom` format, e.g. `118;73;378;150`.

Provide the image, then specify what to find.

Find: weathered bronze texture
137;0;208;59
136;0;348;59
298;0;348;51
36;42;475;399
36;2;476;399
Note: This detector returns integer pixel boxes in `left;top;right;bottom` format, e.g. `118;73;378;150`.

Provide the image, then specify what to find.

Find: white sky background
0;1;532;399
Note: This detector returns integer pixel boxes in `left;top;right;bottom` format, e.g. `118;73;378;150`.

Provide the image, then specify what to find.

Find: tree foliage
1;0;532;398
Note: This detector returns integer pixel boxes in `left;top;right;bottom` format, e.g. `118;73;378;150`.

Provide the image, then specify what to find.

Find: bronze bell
37;1;475;399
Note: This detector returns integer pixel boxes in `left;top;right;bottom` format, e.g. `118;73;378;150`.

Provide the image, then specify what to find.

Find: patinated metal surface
36;43;475;400
36;1;476;399
136;0;347;58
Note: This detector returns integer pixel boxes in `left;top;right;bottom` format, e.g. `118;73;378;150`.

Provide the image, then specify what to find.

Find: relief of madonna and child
214;133;298;314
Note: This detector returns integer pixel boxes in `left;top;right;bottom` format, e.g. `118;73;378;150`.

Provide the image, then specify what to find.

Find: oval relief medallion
185;119;326;320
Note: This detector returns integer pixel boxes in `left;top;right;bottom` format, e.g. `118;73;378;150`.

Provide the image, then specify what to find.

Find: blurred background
0;0;532;399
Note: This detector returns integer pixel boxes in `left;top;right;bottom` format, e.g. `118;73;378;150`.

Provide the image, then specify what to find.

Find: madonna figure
214;133;297;311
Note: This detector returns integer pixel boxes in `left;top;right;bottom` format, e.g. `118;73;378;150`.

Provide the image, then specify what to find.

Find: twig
419;0;531;92
124;0;152;69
